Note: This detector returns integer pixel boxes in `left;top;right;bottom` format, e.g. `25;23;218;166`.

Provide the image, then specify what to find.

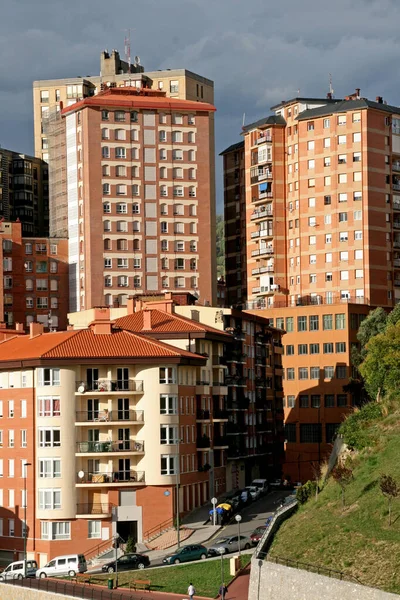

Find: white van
251;479;269;495
0;560;38;580
35;554;87;578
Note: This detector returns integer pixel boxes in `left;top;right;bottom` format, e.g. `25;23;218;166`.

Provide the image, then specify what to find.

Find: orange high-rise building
223;89;400;479
48;86;216;312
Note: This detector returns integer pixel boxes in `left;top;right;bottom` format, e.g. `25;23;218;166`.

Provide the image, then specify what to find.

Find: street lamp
217;547;226;600
23;462;32;578
176;438;183;549
235;514;242;559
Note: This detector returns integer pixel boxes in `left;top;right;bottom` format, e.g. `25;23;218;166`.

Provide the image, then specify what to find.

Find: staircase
85;538;122;565
142;517;174;544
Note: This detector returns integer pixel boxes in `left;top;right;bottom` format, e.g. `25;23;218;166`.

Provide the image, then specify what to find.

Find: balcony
394;259;400;267
227;421;247;434
226;352;247;364
227;445;248;459
75;410;144;424
252;192;273;203
196;409;211;421
256;134;272;145
227;397;250;411
394;222;400;230
252;287;260;294
196;380;210;394
393;182;400;191
225;375;246;387
211;382;228;395
196;435;211;449
76;471;145;486
76;503;112;517
251;207;273;221
76;440;145;454
251;229;273;240
213;409;229;421
76;380;143;393
393;163;400;172
251;247;274;257
212;355;227;367
213;436;229;449
393;201;400;211
252;265;274;276
394;280;400;287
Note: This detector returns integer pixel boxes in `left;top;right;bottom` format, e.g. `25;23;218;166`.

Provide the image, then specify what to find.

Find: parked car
36;554;87;578
208;535;251;556
101;553;150;573
251;479;269;495
163;544;208;565
245;485;261;501
269;479;283;490
250;526;267;545
240;489;251;505
0;560;38;580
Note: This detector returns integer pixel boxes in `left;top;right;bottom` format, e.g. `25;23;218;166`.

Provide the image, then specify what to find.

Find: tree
353;307;388;367
125;535;136;553
359;322;400;400
310;462;322;500
380;475;399;526
332;465;353;510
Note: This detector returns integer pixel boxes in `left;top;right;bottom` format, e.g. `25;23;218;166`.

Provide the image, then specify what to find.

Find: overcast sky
2;0;400;212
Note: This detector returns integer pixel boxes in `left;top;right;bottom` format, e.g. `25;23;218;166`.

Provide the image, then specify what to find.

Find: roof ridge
40;329;83;358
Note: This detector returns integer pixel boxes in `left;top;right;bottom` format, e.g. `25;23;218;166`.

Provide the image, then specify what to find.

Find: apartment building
223;89;400;479
0;148;49;237
46;85;216;311
33;49;214;163
0;313;223;566
0;221;68;330
69;295;285;490
220;141;246;307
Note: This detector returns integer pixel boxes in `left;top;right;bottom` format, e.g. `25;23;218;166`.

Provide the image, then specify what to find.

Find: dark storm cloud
2;0;400;210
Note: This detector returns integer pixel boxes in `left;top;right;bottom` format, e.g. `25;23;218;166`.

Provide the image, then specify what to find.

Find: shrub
296;480;317;504
339;402;382;450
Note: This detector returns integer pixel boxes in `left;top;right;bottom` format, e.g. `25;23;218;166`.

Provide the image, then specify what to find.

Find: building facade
0;149;49;237
33;49;214;164
0;313;220;567
47;86;216;311
0;221;68;330
223;89;400;479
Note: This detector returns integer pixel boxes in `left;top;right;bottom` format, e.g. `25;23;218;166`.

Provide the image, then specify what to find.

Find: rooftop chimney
142;309;152;331
30;322;44;339
376;96;383;104
15;323;24;332
355;88;360;98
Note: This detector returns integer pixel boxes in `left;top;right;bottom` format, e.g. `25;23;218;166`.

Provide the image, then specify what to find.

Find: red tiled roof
61;92;215;116
0;327;203;362
115;309;230;337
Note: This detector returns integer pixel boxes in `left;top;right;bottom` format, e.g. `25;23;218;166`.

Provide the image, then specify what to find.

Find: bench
73;573;92;584
129;579;151;591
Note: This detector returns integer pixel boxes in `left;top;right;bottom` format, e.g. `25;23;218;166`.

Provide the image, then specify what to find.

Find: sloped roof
115;309;230;338
241;114;286;133
296;98;400;121
219;140;244;156
0;326;204;363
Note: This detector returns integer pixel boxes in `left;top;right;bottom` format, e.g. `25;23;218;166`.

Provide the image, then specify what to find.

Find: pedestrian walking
188;582;196;599
219;583;228;599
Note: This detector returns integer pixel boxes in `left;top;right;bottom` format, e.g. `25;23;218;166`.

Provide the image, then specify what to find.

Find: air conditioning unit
271;284;280;291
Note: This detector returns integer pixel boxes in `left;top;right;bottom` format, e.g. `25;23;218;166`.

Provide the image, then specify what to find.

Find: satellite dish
134;56;140;65
78;471;85;480
78;384;86;393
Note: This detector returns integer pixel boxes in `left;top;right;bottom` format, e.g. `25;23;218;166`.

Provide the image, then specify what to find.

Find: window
299;395;309;408
300;424;321;443
286;396;295;409
38;489;61;510
8;400;14;418
323;118;330;128
308;159;315;169
337;394;348;407
310;343;320;354
102;147;110;159
338;173;347;184
355;269;363;278
298;344;308;355
308;178;315;188
310;367;319;380
307;141;314;151
286;317;294;332
159;367;177;384
160;394;178;415
41;521;70;540
309;315;319;331
353;171;362;182
337;115;346;126
353;152;361;162
115;147;126;159
324;366;334;379
353;132;361;143
161;454;178;475
9;519;15;536
336;366;347;379
286;368;295;380
298;367;308;380
8;430;14;448
38;369;60;387
39;459;61;478
102;110;109;121
338;135;346;145
307;121;314;131
324;214;331;225
39;428;61;447
115;111;125;122
353;191;362;202
160;425;178;445
285;424;296;442
339;212;348;222
309;255;316;265
336;342;346;353
115;129;126;141
354;210;362;220
335;314;346;329
286;345;294;355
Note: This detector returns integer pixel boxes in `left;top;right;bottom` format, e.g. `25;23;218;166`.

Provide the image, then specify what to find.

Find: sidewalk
225;564;251;600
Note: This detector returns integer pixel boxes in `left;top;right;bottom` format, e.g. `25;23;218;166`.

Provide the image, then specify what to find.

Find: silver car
208;535;251;556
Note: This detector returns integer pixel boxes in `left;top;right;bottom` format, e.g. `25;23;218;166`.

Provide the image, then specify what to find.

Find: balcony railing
252;265;274;276
256;134;272;144
212;355;227;366
393;201;400;211
75;410;144;423
251;247;274;257
76;471;145;484
76;380;143;393
196;380;210;386
394;258;400;267
393;183;400;191
394;222;400;230
76;440;145;453
251;207;273;220
393;163;400;172
76;503;112;515
196;409;211;420
196;436;211;448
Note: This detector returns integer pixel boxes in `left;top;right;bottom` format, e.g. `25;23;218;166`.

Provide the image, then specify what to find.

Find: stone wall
0;584;75;600
249;558;399;600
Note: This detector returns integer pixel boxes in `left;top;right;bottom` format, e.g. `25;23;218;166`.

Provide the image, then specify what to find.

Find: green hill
270;406;400;594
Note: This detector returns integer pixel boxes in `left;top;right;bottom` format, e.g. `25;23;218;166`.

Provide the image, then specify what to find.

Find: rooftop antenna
124;29;132;75
329;73;334;98
242;112;246;127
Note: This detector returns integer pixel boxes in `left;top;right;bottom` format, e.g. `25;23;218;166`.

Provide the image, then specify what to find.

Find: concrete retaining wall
249;558;399;600
0;585;75;600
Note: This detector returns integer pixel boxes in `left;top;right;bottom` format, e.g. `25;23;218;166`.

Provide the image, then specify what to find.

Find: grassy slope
95;555;251;598
270;410;400;594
